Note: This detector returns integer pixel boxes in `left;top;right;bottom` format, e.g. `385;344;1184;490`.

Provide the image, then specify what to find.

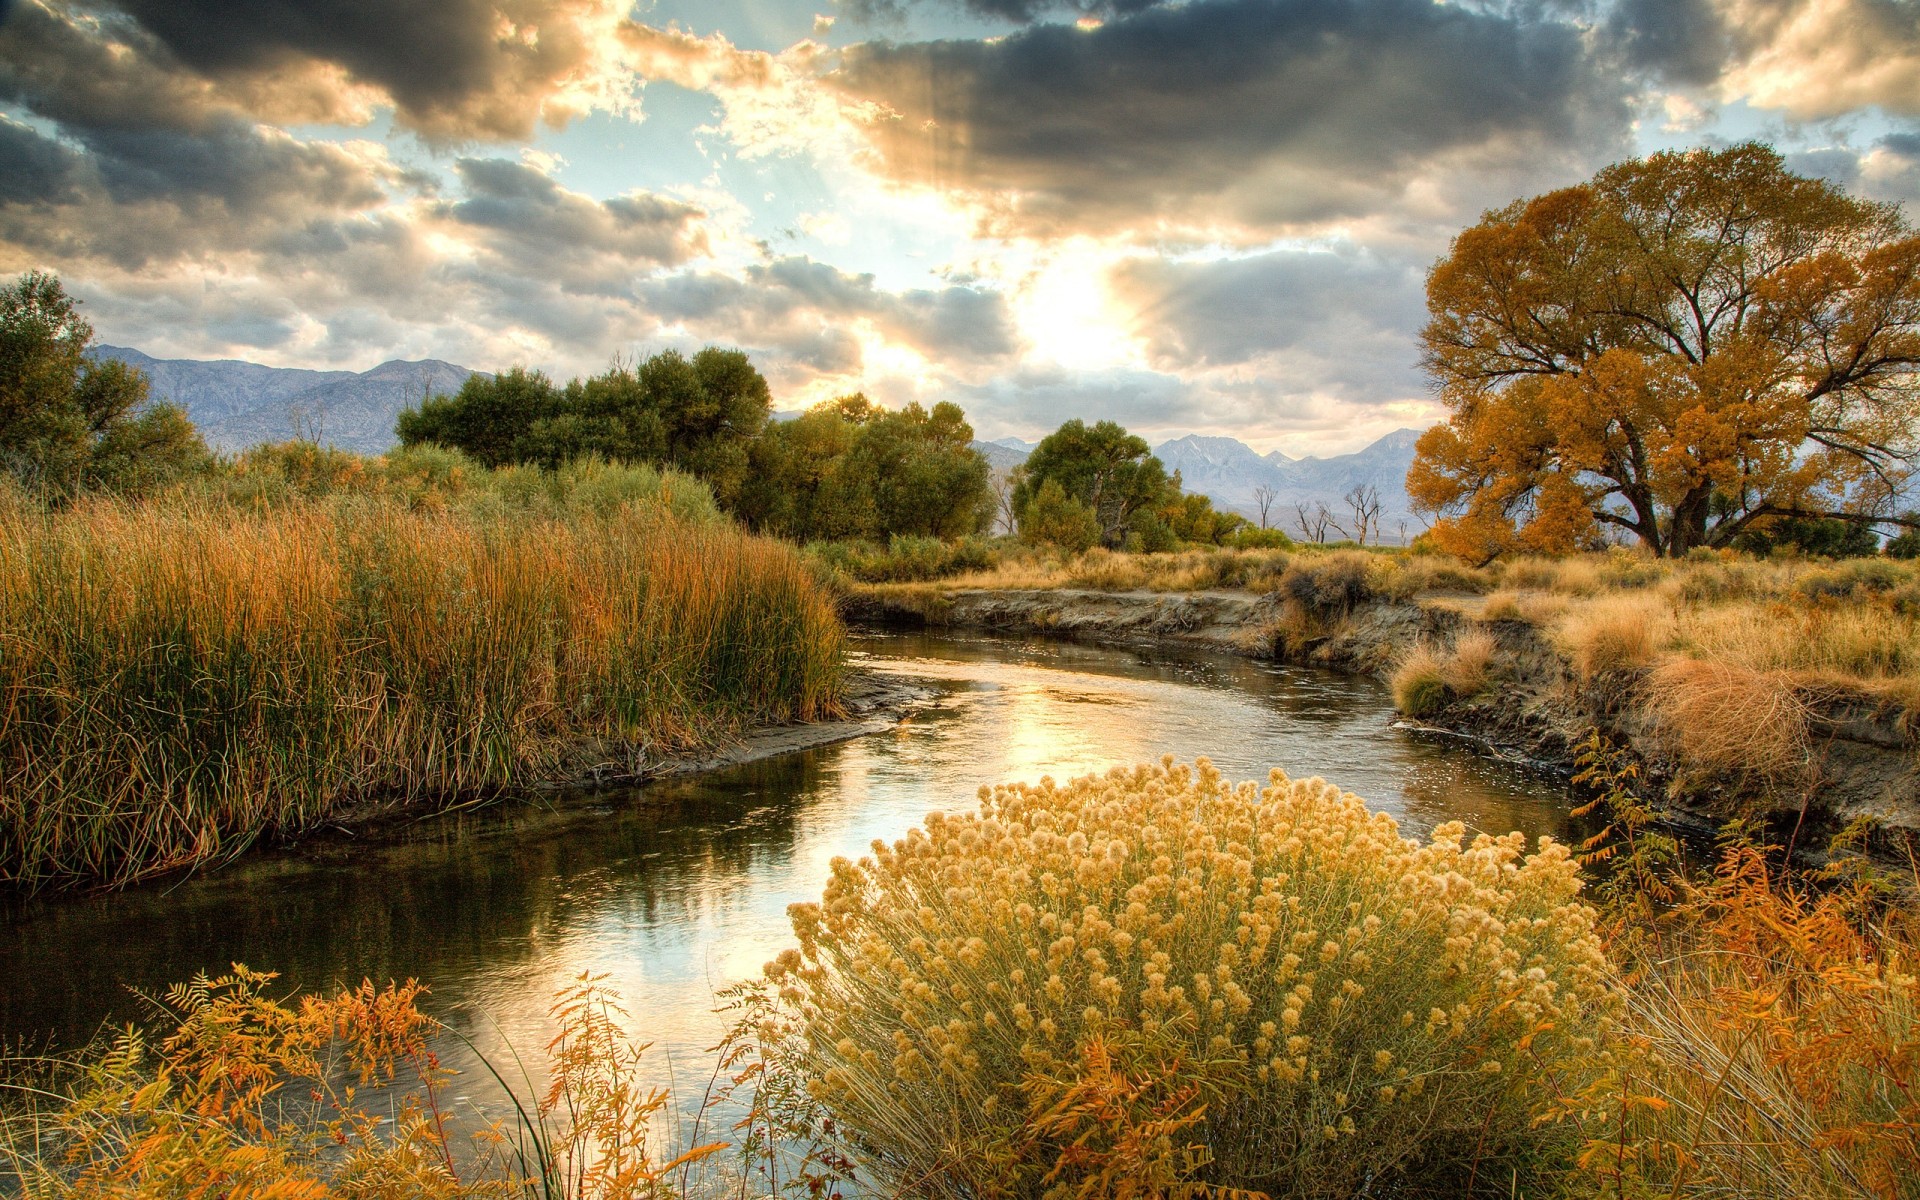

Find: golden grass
1586;849;1920;1199
1391;629;1499;716
1644;658;1811;778
1553;593;1674;679
0;493;844;891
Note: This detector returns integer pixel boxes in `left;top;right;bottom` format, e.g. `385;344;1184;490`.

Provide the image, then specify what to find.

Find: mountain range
99;346;1422;541
97;346;480;455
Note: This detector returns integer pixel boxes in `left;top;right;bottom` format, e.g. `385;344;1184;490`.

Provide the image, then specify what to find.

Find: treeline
392;353;1261;552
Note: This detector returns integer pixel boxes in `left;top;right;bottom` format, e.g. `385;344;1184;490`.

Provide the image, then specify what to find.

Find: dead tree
1253;484;1278;530
1342;483;1383;547
1293;501;1333;544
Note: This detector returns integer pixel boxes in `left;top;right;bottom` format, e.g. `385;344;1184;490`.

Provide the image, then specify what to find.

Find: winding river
0;630;1575;1137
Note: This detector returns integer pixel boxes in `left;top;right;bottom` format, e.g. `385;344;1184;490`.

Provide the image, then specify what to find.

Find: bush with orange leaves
751;758;1617;1198
0;967;719;1200
1573;846;1920;1200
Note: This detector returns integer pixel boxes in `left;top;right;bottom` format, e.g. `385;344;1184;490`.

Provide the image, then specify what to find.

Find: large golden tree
1409;143;1920;559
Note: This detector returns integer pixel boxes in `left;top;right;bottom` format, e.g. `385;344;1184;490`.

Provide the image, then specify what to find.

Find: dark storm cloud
1601;0;1730;86
447;158;708;287
832;0;1634;234
0;119;84;204
637;256;1016;370
91;0;625;141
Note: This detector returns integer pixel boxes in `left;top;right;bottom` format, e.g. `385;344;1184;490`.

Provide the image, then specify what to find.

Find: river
0;630;1575;1142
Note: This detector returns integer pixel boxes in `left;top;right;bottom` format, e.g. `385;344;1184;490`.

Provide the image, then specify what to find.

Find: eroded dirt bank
842;587;1920;840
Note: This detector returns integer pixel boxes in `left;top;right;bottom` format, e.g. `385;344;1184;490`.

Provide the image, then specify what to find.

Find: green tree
1017;476;1101;552
1887;512;1920;558
0;271;207;498
828;400;991;540
1412;142;1920;560
736;397;866;537
1731;514;1882;558
1014;419;1171;548
397;348;771;508
396;366;560;469
1157;487;1246;546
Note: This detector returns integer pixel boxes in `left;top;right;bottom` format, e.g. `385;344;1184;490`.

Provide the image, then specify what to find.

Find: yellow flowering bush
765;758;1615;1198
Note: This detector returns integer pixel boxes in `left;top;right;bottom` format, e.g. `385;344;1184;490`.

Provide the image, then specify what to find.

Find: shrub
1391;631;1498;717
1226;525;1294;550
1278;550;1375;616
762;759;1614;1198
1;967;721;1198
1585;848;1920;1199
1796;557;1907;601
1391;643;1453;717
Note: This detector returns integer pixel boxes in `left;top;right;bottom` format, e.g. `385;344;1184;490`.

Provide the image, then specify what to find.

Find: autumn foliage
1411;143;1920;560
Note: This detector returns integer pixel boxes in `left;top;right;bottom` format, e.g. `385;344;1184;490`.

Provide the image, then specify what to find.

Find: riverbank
0;469;846;892
843;566;1920;843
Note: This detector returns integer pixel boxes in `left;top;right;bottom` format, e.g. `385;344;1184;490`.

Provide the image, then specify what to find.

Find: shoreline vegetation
5;760;1917;1199
835;541;1920;846
0;447;844;893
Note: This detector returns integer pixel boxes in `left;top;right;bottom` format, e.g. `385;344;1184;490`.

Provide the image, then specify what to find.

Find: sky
4;1;1920;455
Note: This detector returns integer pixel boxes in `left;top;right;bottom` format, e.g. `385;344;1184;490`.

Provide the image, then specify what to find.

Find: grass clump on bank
749;757;1614;1198
0;471;843;891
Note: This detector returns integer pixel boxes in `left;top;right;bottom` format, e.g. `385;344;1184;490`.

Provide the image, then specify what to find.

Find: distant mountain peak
91;346;480;455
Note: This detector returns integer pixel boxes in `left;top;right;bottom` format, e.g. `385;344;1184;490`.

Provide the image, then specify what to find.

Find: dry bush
1446;629;1498;696
1391;631;1499;717
758;759;1614;1198
1278;550;1377;617
1480;589;1526;622
1555;595;1673;678
1582;849;1920;1200
1645;658;1810;779
1498;558;1566;591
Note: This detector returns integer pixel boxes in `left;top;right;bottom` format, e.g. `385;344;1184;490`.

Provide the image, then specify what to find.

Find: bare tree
1343;483;1383;546
1293;501;1333;544
289;397;327;445
1253;484;1278;531
992;475;1019;535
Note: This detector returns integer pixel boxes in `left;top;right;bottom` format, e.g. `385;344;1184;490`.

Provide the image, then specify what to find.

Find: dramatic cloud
832;0;1634;235
78;0;637;141
1113;245;1427;403
446;158;709;287
1715;0;1920;120
1604;0;1730;87
5;0;1920;453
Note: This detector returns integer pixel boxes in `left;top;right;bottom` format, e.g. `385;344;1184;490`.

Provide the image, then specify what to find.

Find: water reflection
1;630;1574;1123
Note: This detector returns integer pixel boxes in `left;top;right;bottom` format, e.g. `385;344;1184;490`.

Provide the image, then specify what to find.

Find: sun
1011;241;1142;371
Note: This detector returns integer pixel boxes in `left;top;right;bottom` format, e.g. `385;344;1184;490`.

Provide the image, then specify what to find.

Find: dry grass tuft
1644;658;1810;778
1556;594;1672;678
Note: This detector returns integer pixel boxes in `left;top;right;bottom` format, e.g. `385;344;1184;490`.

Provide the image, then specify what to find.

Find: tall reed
0;494;843;890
